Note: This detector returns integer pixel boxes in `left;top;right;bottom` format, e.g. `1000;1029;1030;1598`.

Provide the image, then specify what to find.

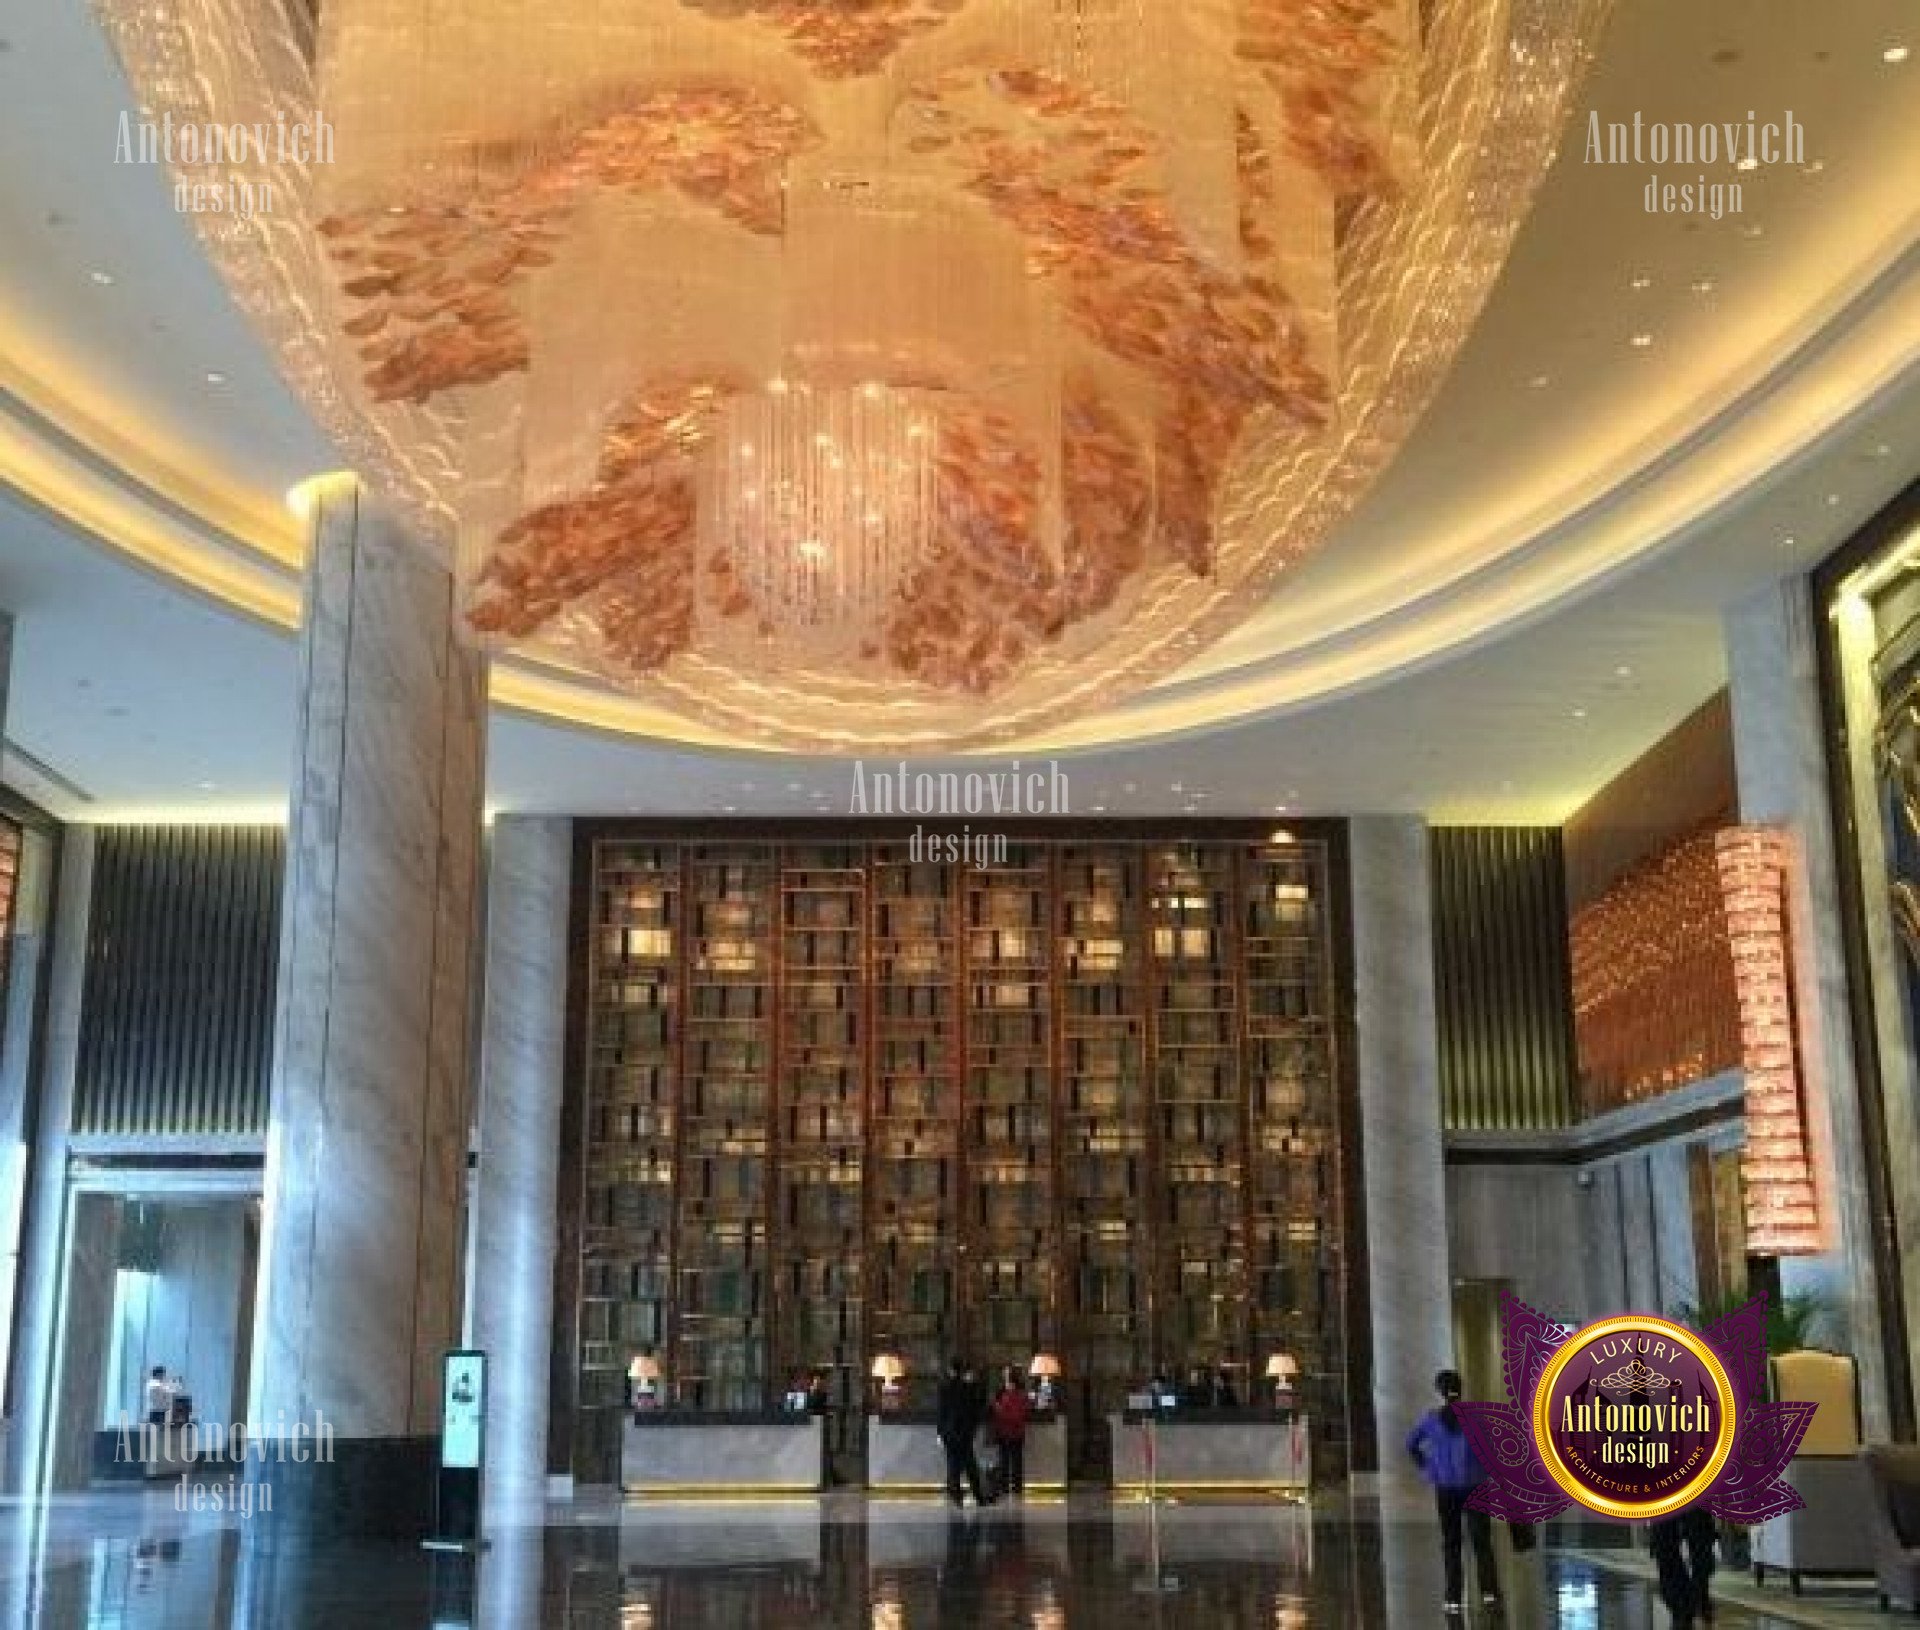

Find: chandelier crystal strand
710;385;938;644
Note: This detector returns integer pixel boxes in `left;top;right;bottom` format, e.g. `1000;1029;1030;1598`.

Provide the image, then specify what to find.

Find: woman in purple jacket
1407;1369;1502;1616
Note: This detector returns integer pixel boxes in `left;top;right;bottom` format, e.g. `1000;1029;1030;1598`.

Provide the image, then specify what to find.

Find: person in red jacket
989;1366;1032;1499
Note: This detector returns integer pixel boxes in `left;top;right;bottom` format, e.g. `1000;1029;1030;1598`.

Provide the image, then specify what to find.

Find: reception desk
1108;1411;1311;1493
622;1411;825;1495
866;1412;1068;1494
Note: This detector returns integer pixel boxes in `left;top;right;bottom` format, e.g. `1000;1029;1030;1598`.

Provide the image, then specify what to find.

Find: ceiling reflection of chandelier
96;0;1609;749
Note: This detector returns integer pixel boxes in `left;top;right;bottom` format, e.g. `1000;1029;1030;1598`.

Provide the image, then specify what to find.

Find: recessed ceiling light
1739;223;1765;239
1615;665;1633;678
1629;274;1652;290
1870;443;1892;459
1122;782;1137;794
1273;804;1290;814
785;781;803;792
1169;782;1184;793
1735;155;1759;172
204;369;228;386
1780;534;1797;550
196;779;218;791
1825;492;1842;507
1690;278;1716;294
1571;707;1589;720
1526;373;1551;389
721;804;737;813
89;269;115;286
1802;159;1826;175
1091;804;1107;813
1629;333;1654;348
1884;44;1910;64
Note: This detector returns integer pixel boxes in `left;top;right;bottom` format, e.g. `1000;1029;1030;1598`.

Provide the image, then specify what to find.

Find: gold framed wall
557;820;1354;1481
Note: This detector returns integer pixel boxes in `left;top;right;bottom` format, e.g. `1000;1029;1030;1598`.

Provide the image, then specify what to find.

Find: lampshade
628;1354;661;1383
1264;1354;1300;1382
1028;1354;1063;1381
870;1355;906;1384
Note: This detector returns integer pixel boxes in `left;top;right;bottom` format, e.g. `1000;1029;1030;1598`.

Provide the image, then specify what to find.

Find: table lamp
871;1354;906;1411
628;1352;662;1410
1029;1353;1062;1409
1265;1352;1299;1414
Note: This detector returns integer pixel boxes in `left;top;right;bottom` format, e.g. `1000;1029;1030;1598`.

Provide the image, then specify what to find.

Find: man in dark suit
937;1357;993;1508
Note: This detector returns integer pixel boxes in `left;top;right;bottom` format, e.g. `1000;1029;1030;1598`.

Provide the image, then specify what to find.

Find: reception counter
866;1412;1067;1494
1108;1411;1311;1493
621;1410;825;1495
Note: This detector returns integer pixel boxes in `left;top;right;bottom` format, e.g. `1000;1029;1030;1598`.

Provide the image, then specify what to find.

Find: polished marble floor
0;1487;1893;1629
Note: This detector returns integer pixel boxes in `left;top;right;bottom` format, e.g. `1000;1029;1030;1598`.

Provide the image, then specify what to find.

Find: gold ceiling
100;0;1607;749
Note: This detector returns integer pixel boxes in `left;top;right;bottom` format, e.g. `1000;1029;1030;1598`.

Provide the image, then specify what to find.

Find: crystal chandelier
706;383;940;648
95;0;1611;749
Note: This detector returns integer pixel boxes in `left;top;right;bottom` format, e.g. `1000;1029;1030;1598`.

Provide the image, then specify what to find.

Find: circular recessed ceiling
96;0;1607;750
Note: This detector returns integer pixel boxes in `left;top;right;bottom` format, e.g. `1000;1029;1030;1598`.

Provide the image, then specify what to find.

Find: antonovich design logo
1461;1294;1816;1524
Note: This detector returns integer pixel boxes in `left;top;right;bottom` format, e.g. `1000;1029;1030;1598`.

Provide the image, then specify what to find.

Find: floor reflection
0;1489;1891;1628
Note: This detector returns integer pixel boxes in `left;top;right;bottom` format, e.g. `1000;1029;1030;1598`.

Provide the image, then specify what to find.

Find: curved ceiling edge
1;254;1915;756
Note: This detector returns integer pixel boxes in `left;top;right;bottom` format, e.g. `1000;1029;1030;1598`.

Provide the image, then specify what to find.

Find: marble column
1349;817;1454;1487
47;1193;119;1490
472;816;572;1525
248;477;487;1538
1725;576;1891;1437
4;827;94;1495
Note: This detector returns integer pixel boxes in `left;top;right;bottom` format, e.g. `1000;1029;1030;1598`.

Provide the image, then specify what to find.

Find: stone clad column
1350;817;1454;1477
472;816;572;1525
249;476;487;1536
1725;576;1892;1437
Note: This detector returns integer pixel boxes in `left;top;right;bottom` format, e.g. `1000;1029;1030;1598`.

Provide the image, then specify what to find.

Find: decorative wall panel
1568;825;1742;1118
73;826;284;1139
1431;827;1577;1130
571;825;1347;1473
1715;826;1822;1256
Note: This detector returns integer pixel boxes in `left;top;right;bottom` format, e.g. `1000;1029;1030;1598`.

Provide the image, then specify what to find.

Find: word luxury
849;761;1070;817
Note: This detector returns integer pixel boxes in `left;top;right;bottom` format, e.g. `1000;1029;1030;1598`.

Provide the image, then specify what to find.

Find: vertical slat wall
73;825;284;1138
1430;827;1578;1131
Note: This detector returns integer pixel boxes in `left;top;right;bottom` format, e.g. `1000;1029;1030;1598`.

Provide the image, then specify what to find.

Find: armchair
1751;1351;1874;1594
1863;1444;1920;1614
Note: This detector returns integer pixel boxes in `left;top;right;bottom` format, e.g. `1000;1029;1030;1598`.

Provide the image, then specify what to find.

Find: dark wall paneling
73;826;284;1139
1432;827;1577;1132
1562;692;1736;914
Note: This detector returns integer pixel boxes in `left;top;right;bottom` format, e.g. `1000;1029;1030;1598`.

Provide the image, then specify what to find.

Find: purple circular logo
1532;1315;1738;1519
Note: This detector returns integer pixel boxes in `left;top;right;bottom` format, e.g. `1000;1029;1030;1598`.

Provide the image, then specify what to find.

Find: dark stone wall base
241;1435;439;1548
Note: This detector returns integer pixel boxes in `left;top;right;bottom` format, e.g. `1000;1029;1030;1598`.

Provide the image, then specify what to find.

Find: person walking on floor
1649;1507;1718;1626
1407;1369;1502;1617
937;1357;993;1509
989;1366;1031;1499
143;1367;175;1428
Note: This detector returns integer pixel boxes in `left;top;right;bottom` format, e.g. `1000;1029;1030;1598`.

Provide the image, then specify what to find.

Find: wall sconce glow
284;472;359;523
1714;825;1823;1256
